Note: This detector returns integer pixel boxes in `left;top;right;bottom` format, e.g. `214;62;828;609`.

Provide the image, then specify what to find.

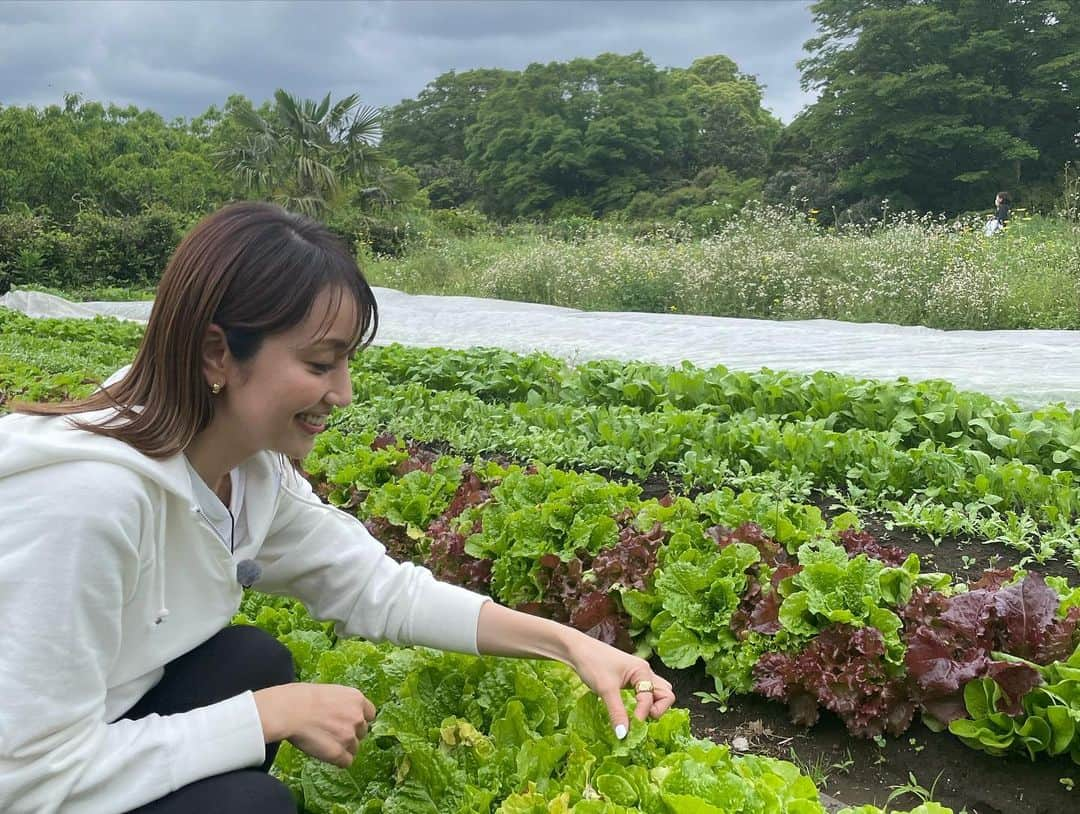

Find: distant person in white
984;190;1011;236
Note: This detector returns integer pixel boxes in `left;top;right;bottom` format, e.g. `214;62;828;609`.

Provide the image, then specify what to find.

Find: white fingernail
614;724;627;740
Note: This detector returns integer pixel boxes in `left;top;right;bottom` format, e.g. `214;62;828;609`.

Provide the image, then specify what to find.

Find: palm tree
218;89;383;217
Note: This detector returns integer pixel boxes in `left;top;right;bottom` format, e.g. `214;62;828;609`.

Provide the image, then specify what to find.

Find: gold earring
211;382;223;395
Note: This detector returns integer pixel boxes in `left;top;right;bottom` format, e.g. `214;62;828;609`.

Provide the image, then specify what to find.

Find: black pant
120;625;299;813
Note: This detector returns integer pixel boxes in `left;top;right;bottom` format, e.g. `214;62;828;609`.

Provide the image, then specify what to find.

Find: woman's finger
650;685;677;718
361;697;377;722
599;686;631;739
336;738;359;768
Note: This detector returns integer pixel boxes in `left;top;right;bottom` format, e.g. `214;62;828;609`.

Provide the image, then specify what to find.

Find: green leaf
657;622;703;669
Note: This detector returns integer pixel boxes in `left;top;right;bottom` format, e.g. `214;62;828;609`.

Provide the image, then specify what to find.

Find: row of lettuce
354;344;1080;475
10;308;1080;477
303;429;1080;769
8;306;1076;566
236;593;947;814
336;366;1080;567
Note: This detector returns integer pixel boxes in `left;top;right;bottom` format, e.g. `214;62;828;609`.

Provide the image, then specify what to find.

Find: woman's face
219;287;358;460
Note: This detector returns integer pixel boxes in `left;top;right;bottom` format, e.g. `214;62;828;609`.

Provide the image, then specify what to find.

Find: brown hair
13;201;378;458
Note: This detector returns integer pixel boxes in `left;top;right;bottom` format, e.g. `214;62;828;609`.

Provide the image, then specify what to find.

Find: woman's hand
475;601;676;739
254;683;376;768
565;634;675;738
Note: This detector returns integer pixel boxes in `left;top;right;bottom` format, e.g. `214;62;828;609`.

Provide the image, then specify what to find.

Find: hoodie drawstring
151;501;176;627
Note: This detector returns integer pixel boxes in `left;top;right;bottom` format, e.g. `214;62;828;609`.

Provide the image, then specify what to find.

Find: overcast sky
0;0;819;124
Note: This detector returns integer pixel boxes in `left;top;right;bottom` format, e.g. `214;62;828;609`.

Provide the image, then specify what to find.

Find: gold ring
634;680;654;694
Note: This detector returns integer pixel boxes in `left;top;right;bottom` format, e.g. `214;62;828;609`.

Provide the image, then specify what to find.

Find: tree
797;0;1080;213
462;52;692;219
383;53;779;221
673;56;783;179
0;95;227;221
381;68;508;167
381;69;508;210
217;89;382;217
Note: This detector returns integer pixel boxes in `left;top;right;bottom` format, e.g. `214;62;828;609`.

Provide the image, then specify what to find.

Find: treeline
382;52;779;225
383;0;1078;221
0;90;428;291
0;90;425;233
1;0;1078;294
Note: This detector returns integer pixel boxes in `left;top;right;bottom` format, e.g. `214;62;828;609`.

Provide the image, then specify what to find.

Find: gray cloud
0;0;818;122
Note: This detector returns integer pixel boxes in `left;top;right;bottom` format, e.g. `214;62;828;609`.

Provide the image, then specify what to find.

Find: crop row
0;310;142;407
233;591;952;814
333;379;1080;567
355;344;1080;478
7;307;1080;482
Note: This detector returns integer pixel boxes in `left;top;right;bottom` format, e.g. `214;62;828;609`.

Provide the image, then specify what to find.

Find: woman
0;202;674;814
994;191;1011;227
984;190;1011;235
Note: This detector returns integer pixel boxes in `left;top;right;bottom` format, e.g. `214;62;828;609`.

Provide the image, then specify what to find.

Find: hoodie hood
0;408;283;629
0;409;195;499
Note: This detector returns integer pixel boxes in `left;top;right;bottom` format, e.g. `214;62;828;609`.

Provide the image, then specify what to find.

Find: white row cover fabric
4;288;1079;410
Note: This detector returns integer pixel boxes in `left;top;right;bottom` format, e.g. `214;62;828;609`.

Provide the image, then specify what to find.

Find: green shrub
325;205;429;259
428;207;492;238
0;206;191;290
0;211;74;289
68;205;192;287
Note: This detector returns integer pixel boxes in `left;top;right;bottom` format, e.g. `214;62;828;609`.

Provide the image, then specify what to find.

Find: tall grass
364;206;1080;330
13;284;157;302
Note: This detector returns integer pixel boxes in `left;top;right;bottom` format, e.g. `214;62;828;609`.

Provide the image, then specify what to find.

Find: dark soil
812;493;1079;584
657;658;1080;813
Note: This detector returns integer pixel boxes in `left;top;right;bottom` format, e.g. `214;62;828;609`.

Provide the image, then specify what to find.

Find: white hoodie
0;407;491;814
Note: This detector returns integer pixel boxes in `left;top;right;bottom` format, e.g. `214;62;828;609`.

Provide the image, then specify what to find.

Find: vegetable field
3;306;1080;813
